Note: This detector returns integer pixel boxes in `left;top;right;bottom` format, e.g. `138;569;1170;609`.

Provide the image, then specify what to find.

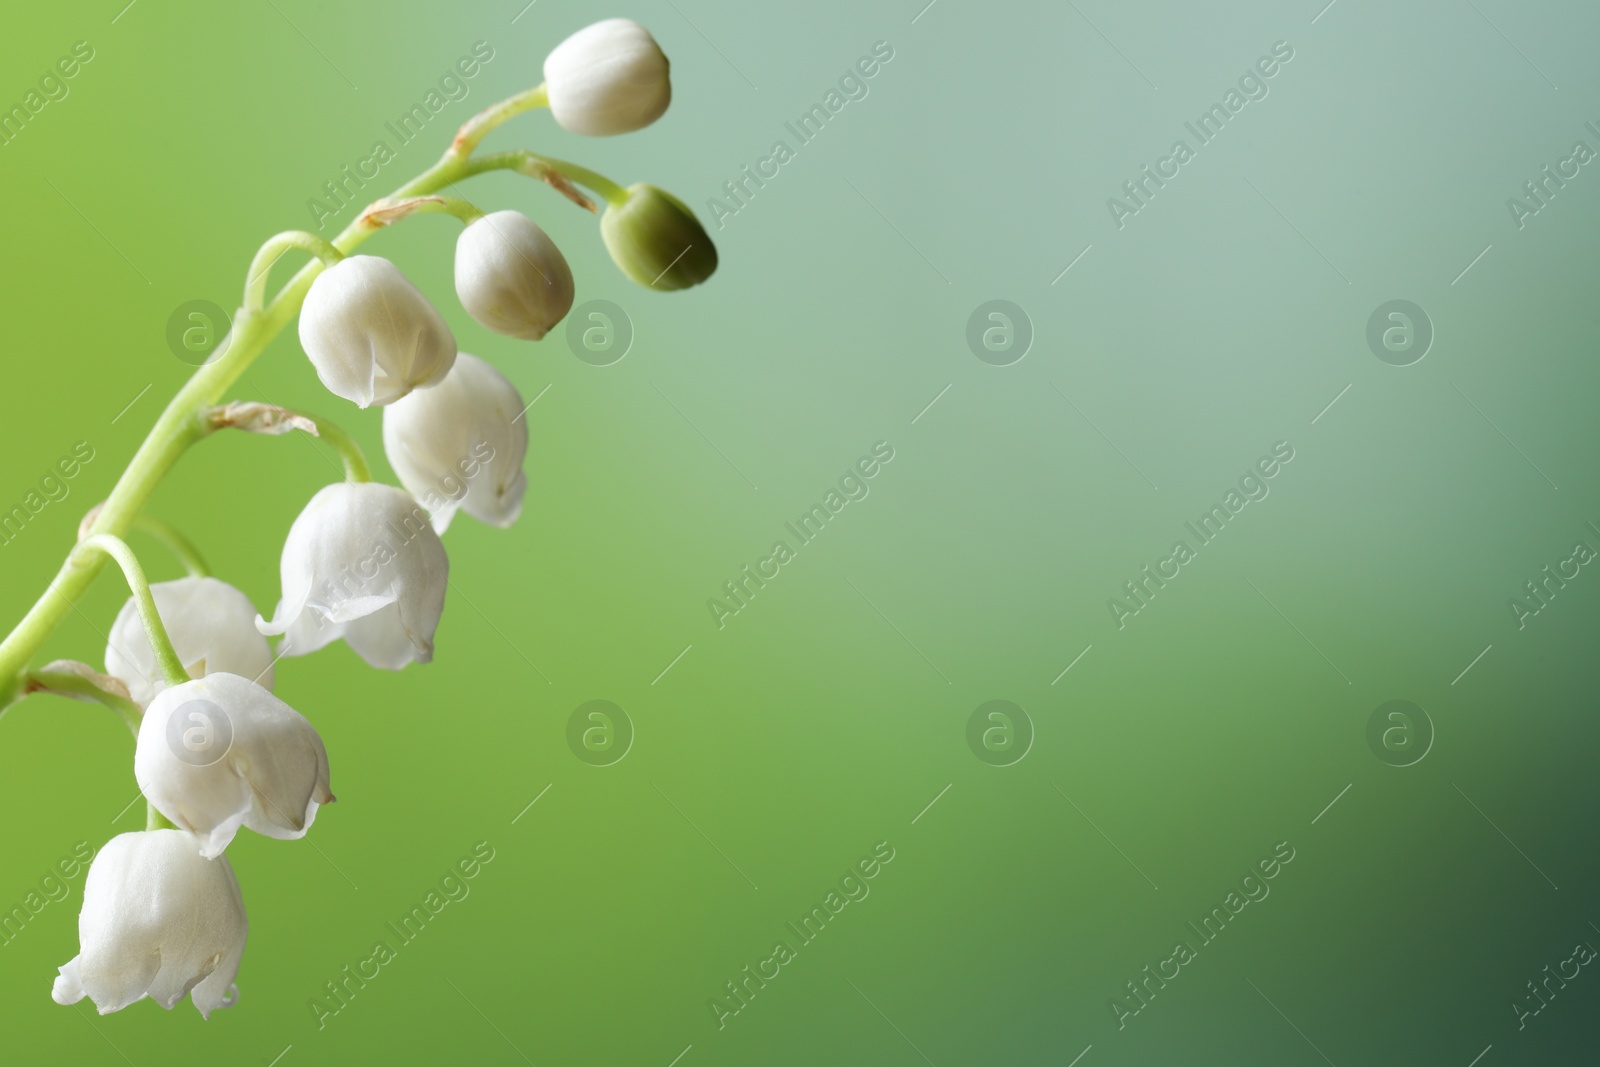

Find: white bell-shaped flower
104;576;275;708
256;481;448;669
455;211;575;340
135;672;333;859
298;255;457;408
52;829;247;1019
544;19;671;136
382;353;528;534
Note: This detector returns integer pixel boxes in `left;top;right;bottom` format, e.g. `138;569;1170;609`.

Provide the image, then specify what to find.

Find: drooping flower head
104;576;275;707
383;353;529;533
136;672;334;859
257;482;449;669
298;255;457;408
52;830;247;1019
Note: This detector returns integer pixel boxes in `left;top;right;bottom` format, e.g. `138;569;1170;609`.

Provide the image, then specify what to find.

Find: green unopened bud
600;184;718;290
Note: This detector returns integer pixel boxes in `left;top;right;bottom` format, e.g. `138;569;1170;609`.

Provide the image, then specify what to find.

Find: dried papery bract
207;401;319;437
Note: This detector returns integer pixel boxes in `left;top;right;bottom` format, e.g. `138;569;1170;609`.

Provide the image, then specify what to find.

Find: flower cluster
21;18;715;1019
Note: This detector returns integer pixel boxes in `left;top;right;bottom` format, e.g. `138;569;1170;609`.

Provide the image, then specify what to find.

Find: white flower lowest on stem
544;19;671;136
298;255;457;408
257;481;449;669
383;353;528;533
104;576;275;707
135;672;333;858
455;210;575;340
52;829;247;1019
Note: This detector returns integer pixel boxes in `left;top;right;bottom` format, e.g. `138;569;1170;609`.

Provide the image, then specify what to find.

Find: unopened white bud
544;19;671;136
455;211;574;340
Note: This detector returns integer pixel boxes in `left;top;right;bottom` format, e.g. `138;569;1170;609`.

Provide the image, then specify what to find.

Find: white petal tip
196;833;233;861
51;963;84;1007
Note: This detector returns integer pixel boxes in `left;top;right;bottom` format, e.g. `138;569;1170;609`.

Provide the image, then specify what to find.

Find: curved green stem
0;144;480;710
76;535;189;688
465;148;629;207
132;515;209;578
204;401;370;482
245;231;346;312
362;194;485;228
306;414;372;482
147;806;177;831
0;84;611;712
451;83;548;158
23;667;142;737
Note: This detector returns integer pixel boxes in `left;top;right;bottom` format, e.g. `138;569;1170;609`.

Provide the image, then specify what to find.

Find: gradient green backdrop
2;0;1598;1063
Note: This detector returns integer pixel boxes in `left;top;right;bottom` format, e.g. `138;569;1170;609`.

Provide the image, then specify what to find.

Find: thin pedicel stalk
450;84;549;157
0;94;615;710
244;231;345;312
300;414;373;483
22;666;143;737
75;535;189;688
358;194;486;230
465;149;629;207
131;515;210;579
67;537;186;833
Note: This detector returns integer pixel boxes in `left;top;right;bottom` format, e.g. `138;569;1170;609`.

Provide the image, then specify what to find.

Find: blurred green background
2;0;1599;1063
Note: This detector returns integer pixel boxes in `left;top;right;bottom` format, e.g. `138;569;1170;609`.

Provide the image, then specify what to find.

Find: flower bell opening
52;830;247;1019
257;482;449;670
135;673;334;859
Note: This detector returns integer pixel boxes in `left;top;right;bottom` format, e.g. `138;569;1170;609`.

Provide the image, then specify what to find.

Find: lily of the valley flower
544;19;671;136
104;576;275;707
257;482;449;669
135;673;333;859
52;830;247;1019
298;255;457;408
455;210;575;340
383;353;528;533
601;184;718;290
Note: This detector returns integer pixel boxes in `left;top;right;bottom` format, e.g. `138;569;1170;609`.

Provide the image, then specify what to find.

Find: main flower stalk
0;135;560;707
23;17;709;1022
